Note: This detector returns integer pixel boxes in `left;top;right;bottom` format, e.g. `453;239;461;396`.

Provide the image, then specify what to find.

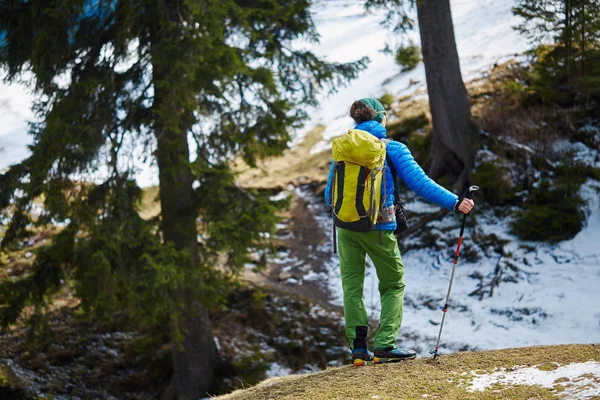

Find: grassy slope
216;344;600;400
234;125;332;189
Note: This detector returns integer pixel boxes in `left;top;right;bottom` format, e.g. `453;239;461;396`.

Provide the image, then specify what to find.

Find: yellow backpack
330;129;386;236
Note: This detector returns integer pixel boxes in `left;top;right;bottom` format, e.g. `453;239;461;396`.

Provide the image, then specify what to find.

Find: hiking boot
373;347;417;363
351;348;374;367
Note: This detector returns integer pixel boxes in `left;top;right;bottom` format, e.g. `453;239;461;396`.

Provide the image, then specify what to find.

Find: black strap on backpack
386;155;401;206
386;156;409;235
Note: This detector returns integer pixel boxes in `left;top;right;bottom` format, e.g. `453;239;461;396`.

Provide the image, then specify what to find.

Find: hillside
1;1;600;399
235;59;600;356
216;344;600;400
1;60;599;398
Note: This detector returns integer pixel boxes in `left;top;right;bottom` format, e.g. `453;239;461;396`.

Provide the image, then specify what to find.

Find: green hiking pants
337;228;405;350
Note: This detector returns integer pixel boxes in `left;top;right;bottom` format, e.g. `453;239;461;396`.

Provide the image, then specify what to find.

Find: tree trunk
416;0;478;192
580;1;586;78
151;3;217;399
565;0;573;87
154;121;217;399
153;95;218;399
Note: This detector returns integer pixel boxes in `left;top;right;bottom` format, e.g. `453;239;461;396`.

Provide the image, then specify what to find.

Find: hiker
324;98;475;366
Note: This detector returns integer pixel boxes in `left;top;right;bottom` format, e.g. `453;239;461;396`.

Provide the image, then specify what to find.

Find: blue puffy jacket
324;120;458;231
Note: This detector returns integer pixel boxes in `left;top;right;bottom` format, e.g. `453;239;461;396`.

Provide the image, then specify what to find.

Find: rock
279;271;293;281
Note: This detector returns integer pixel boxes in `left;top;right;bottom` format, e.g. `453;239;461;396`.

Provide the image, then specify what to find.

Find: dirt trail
243;191;339;311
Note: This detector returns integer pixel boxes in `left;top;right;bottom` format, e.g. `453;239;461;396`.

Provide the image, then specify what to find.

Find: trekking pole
430;185;479;359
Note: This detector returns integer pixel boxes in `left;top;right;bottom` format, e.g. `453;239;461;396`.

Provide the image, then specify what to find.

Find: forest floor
0;281;348;399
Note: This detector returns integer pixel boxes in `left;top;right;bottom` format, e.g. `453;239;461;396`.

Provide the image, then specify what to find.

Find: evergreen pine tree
513;0;600;102
0;1;366;398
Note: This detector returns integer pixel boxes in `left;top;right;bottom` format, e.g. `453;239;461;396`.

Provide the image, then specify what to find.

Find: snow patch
468;361;600;398
304;271;325;281
270;191;290;202
552;139;599;167
266;363;292;378
269;250;298;265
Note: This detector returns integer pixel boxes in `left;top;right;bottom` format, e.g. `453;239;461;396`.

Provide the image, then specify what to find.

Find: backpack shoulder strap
386;154;396;179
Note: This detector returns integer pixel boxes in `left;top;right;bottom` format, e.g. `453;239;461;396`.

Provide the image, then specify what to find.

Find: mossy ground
216;344;600;400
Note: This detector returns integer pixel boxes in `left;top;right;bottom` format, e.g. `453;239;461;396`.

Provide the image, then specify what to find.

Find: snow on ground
265;363;293;379
552;139;600;167
468;361;600;398
0;0;528;185
296;177;600;356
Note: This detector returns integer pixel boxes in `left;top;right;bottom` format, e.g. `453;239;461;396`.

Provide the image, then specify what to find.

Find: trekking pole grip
457;185;478;236
457;185;479;206
466;185;479;200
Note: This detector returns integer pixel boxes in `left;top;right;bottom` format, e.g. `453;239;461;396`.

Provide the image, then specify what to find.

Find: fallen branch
402;209;449;237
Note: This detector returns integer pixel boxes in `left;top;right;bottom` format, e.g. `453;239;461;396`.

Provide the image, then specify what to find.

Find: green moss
511;159;592;243
404;113;429;133
553;164;595;186
231;352;270;386
511;181;586;242
502;79;527;97
0;369;8;387
388;112;429;141
513;205;584;242
395;43;421;72
378;93;395;111
555;164;600;183
500;79;533;108
130;335;159;357
471;162;518;205
251;289;268;304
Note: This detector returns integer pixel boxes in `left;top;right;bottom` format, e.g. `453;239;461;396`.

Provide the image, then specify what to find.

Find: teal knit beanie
359;98;386;123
